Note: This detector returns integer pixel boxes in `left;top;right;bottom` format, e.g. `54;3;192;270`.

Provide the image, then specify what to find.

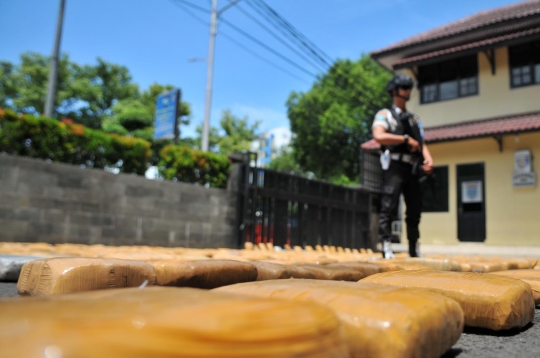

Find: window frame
508;39;540;89
418;55;479;105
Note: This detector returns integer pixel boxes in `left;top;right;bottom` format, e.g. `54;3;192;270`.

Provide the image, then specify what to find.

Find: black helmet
386;74;414;93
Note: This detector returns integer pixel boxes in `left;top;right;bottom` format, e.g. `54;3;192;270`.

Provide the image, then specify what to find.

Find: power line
231;2;328;73
168;0;312;83
167;0;209;25
169;0;210;13
220;32;312;84
247;0;382;109
168;0;382;110
219;17;319;78
251;0;334;67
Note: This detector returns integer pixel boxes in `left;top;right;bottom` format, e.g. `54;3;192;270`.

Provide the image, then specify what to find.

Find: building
250;127;292;168
364;0;540;245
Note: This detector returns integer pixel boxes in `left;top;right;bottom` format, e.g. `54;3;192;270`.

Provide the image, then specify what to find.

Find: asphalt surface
1;282;539;357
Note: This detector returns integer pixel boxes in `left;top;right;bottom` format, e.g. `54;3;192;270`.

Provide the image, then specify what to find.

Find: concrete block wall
0;154;238;248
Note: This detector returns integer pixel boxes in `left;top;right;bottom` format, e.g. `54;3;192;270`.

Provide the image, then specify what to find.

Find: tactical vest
382;107;422;154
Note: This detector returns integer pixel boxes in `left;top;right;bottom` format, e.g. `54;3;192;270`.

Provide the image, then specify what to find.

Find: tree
217;110;260;155
268;147;309;177
103;84;192;165
0;53;140;128
63;58;139;128
0;52;73;115
286;55;392;183
193;110;260;156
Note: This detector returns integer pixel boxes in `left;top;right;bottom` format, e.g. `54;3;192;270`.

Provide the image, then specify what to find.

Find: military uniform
372;105;425;257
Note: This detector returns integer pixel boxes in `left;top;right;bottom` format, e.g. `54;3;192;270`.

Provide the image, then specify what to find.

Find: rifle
399;112;437;200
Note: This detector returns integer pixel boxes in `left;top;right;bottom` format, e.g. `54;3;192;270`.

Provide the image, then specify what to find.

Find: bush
0;108;151;175
158;145;230;188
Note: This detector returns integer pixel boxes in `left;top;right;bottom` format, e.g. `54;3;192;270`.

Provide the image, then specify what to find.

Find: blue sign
154;89;180;140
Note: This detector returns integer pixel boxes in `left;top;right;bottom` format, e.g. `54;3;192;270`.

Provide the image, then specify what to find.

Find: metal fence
237;164;372;250
359;150;382;193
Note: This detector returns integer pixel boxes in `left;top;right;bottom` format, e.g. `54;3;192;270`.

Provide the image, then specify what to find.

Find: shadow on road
441;348;463;357
463;322;534;337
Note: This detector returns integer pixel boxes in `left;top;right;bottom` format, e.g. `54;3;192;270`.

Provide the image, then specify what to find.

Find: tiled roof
425;111;540;142
360;112;540;150
393;26;540;68
371;0;540;56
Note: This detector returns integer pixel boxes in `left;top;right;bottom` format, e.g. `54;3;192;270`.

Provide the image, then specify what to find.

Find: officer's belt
390;153;418;165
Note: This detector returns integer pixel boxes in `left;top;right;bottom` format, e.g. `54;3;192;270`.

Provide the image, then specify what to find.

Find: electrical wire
168;0;383;111
219;17;319;78
167;0;312;83
248;0;383;109
170;0;210;13
251;0;334;67
231;2;328;73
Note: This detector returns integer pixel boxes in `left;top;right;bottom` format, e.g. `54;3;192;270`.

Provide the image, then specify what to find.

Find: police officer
372;74;433;258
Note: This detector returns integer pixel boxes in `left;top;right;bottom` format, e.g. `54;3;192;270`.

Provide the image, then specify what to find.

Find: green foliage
287;55;392;183
139;83;191;126
0;108;151;175
268;147;309;177
0;53;74;116
158;145;230;188
218;110;260;155
65;58;139;128
116;107;153;132
193;110;260;155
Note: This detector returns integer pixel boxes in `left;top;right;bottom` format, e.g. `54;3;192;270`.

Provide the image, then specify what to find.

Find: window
418;55;478;104
509;39;540;88
422;166;448;212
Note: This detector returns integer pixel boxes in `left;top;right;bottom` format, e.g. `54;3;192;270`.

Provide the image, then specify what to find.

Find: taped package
362;270;534;330
216;279;463;358
248;261;292;280
327;262;400;277
296;265;366;281
150;259;257;288
287;265;317;279
17;258;156;296
0;287;349;358
392;258;461;271
491;269;540;304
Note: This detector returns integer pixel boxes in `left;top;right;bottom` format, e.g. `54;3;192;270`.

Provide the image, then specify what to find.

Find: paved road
1;282;538;357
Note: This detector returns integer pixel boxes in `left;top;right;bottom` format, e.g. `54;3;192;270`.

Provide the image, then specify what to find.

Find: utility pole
44;0;66;118
201;0;243;152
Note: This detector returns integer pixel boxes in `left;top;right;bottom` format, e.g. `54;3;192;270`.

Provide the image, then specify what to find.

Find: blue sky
0;0;524;140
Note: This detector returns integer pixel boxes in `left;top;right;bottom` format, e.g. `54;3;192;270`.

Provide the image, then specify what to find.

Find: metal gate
237;163;372;249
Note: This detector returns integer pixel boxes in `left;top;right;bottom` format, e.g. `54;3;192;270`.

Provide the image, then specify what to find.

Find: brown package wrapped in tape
395;263;433;271
393;258;461;271
17;258;156;296
298;265;365;281
151;259;257;288
362;260;403;272
287;265;318;279
491;269;540;304
468;262;505;273
327;262;399;277
216;279;463;358
249;261;292;280
362;270;535;330
0;287;349;358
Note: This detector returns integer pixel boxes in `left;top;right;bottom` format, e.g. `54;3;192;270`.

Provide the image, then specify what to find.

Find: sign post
154;89;181;143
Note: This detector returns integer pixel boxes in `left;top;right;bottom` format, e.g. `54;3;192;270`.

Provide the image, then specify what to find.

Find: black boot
408;240;421;258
